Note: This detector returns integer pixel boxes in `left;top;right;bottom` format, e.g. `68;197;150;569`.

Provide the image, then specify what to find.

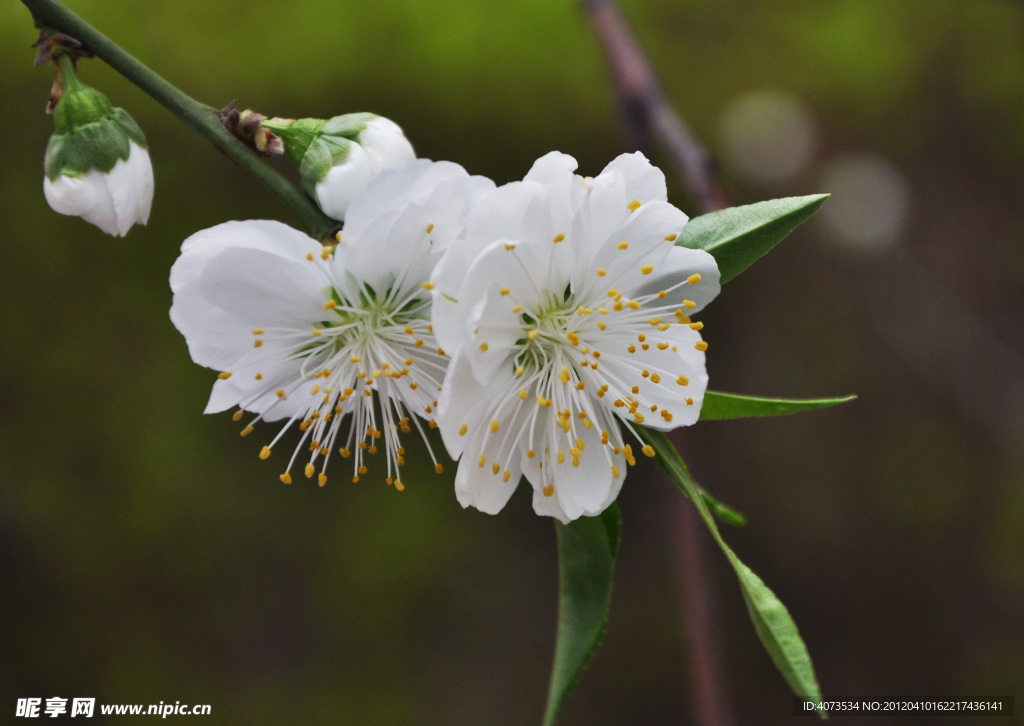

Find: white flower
44;140;154;237
315;117;416;221
170;159;493;488
432;152;720;522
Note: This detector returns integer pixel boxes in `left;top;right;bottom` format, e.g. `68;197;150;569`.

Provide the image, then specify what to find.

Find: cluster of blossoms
170;149;720;521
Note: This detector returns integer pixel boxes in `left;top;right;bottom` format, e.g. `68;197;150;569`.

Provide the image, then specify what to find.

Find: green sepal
678;195;829;284
264;113;373;192
639;429;826;717
700;391;857;421
542;504;621;726
46;61;147;179
115;107;148;149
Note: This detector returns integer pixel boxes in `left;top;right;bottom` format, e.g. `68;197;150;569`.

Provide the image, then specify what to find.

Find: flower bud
43;55;153;237
262;113;414;221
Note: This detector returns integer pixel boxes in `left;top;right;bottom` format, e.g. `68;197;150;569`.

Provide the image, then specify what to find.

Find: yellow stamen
695;341;709;351
641;264;654;275
280;473;292;484
627;199;641;212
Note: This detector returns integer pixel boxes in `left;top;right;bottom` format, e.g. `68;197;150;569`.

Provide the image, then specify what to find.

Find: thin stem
22;0;337;241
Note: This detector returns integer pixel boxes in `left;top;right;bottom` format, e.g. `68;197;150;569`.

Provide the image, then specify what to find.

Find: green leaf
700;391;856;421
639;429;826;717
699;488;747;526
543;504;621;726
678;195;829;284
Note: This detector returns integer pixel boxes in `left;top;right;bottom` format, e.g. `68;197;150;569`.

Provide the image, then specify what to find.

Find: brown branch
581;1;736;724
581;0;732;214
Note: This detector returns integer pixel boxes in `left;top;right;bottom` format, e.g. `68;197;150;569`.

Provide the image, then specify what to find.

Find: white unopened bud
43;54;153;237
262;113;415;221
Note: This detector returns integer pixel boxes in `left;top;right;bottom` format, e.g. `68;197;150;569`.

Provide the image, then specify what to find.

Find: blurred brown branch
581;2;735;725
581;0;732;215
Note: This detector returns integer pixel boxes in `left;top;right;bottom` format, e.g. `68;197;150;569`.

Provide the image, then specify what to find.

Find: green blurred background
2;0;1023;723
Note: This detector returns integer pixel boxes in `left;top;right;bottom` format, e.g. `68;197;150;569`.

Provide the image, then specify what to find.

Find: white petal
549;419;619;520
44;170;119;236
359;116;416;172
106;141;154;235
631;246;721;312
522;151;578;184
315;142;374;221
453;450;521;515
463;284;521;386
599;151;668;204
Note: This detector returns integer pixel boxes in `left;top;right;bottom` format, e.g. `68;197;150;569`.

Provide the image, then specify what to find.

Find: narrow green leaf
699;488;747;527
543;504;621;726
700;391;857;421
639;430;826;717
678;195;829;284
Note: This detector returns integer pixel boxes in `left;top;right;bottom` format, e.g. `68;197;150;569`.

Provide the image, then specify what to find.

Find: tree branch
581;0;732;214
22;0;337;241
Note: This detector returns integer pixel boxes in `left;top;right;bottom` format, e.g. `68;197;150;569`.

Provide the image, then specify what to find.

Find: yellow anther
311;328;322;337
676;375;689;386
657;342;669;350
253;339;264;348
527;449;536;458
503;470;511;483
504;243;516;251
358;465;368;474
500;287;510;296
304;463;315;478
686;397;694;406
318;473;327;487
638;334;646;342
627;199;641;212
559;371;570;385
435;463;444;474
527;330;540;340
627;344;636;353
642;444;656;458
626;300;640;310
478;454;487;468
415;339;425;347
684;299;697;309
350;356;362;363
324;299;337;310
597;321;606;330
409;382;418;390
642;369;650;378
490;419;501;433
515;365;525;377
311;384;320;394
218;371;233;380
641;264;654;275
689;321;704;330
240;425;254;437
576;380;586;390
536;395;550;407
543;484;554;497
427;223;435;233
478;342;489;352
664;233;678;241
618;241;629;250
492;462;501;475
422;281;435;290
649;318;661;326
518;389;527;400
280;472;292;484
578;307;593;315
557;450;565;464
658;323;670;331
339;448;351;458
258;446;271;460
695;341;709;351
512;305;523;313
254;373;263;380
232;410;244;422
613;301;624;311
352;475;360;483
596;267;607;277
611;465;621;478
305;252;314;261
650;373;661;384
687;273;702;285
553;233;565;243
631;386;640;394
607;289;620;298
394;480;406;491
